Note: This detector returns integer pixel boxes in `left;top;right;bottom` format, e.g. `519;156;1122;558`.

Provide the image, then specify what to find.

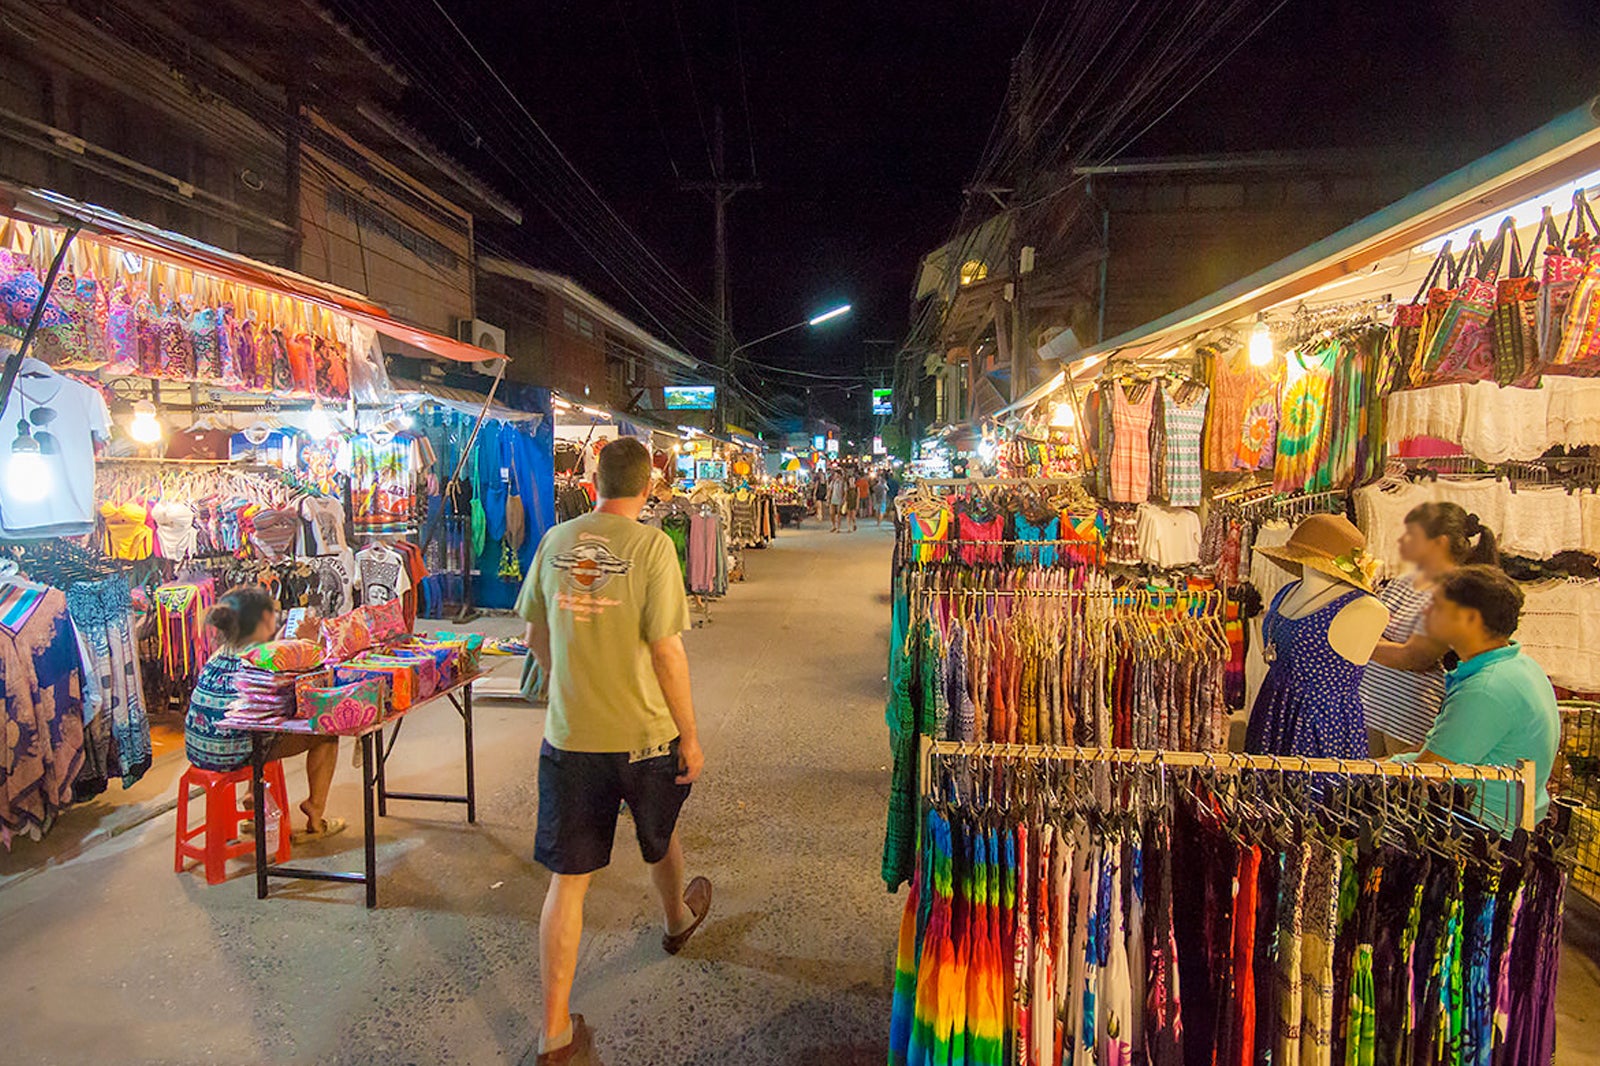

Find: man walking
519;437;712;1065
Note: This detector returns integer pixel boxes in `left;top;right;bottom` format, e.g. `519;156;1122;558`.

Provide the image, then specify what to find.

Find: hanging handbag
1389;240;1454;389
1416;224;1505;386
504;460;526;552
1491;214;1547;386
1554;200;1600;374
1538;190;1599;364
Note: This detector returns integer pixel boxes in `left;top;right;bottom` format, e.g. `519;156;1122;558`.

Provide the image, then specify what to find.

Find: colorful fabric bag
1491;216;1548;386
334;662;416;711
241;639;326;672
1415;224;1506;386
301;678;385;733
1538;191;1599;364
362;598;408;643
1554;194;1600;371
321;608;373;661
1395;241;1456;388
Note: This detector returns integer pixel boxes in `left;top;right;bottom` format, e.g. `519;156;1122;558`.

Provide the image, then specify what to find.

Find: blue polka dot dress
1244;581;1372;758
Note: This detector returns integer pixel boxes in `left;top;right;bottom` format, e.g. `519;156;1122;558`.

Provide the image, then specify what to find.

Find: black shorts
535;739;692;875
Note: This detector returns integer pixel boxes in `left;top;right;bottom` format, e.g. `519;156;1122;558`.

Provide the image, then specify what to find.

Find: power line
669;0;717;176
614;0;682;181
731;0;759;178
332;1;725;350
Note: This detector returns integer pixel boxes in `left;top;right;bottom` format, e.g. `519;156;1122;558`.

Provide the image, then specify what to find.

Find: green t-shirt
1406;641;1559;836
516;511;691;753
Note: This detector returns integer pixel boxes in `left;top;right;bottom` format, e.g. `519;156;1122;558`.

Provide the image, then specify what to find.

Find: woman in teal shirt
1401;565;1559;834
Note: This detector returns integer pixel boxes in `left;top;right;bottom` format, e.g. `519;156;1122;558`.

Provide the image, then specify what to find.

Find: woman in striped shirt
1360;502;1499;755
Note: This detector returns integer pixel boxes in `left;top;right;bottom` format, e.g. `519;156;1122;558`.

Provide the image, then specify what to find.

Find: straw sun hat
1252;513;1379;593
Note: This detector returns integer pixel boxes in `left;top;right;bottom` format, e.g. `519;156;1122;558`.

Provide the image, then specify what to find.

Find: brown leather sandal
662;876;713;955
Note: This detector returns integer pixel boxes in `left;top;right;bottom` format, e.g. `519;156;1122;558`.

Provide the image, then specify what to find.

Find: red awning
0;185;503;365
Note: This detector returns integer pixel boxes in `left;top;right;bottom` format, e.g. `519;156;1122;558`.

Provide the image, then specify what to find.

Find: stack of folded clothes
231;639;328;722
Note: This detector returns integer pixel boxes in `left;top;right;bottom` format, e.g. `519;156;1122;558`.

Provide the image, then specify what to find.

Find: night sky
340;0;1600;426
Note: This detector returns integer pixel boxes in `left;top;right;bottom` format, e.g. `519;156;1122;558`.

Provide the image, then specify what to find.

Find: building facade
0;0;518;340
903;148;1474;433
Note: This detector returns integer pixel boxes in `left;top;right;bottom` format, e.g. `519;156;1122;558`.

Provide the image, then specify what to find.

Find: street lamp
730;302;852;358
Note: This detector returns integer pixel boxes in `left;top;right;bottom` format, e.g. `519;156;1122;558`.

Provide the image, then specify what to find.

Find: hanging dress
1108;382;1157;503
1243;582;1372;758
1275;343;1337;492
1162;385;1209;507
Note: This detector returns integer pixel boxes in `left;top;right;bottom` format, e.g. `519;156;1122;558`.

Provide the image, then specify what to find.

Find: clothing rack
916;586;1219;601
1389;453;1600;487
915;477;1085;487
918;737;1538;831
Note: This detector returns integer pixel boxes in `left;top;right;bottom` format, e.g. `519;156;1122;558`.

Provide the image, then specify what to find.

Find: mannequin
1273;568;1390;665
1244;513;1389;758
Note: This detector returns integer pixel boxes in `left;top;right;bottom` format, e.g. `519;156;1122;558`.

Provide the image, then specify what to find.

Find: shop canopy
1000;99;1600;418
0;183;507;367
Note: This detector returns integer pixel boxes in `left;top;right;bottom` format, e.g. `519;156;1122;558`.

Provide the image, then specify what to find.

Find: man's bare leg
649;832;696;936
540;871;592;1051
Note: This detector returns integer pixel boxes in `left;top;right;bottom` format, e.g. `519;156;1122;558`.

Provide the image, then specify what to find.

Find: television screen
665;386;716;410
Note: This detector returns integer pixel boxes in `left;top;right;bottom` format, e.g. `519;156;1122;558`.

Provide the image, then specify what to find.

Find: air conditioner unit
456;318;507;376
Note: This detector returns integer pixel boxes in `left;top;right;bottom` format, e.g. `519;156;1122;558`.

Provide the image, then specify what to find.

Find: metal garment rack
917;477;1086;487
919;737;1539;832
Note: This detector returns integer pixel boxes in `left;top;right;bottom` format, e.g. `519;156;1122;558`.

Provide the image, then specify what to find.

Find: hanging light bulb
128;400;162;445
1249;314;1275;367
1051;399;1077;428
7;421;49;502
306;400;334;440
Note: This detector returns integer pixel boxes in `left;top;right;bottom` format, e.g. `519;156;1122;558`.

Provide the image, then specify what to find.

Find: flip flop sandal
292;817;348;844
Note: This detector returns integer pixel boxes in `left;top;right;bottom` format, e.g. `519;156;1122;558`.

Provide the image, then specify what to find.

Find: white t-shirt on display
0;363;111;537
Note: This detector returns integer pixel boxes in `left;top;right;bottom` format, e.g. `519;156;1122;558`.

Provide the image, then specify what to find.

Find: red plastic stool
174;762;291;885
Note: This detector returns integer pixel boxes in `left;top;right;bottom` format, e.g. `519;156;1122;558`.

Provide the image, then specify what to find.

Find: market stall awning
0;184;506;366
999;99;1600;418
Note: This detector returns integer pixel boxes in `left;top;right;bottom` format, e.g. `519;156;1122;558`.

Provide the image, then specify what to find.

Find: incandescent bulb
1249;316;1274;367
306;402;334;440
129;401;162;444
6;445;49;502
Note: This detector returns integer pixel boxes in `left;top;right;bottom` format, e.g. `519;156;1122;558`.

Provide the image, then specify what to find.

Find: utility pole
1009;42;1035;405
681;106;759;431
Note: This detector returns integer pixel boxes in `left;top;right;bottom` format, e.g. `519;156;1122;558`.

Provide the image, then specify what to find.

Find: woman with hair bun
184;584;345;841
1360;502;1501;755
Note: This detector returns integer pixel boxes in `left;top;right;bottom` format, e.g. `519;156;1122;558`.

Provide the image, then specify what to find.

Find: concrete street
0;523;902;1065
2;522;1599;1064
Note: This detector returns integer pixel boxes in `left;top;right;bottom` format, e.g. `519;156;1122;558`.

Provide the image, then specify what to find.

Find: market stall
0;186;535;850
883;104;1600;1060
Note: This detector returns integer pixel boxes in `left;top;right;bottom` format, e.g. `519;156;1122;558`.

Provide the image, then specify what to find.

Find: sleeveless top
956;511;1005;566
1014;514;1060;567
909;510;949;563
1244;582;1372;758
1109;382;1157;503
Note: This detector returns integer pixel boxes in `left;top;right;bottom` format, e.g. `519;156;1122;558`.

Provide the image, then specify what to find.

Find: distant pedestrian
813;475;828;522
854;471;871;523
845;470;861;532
828;470;846;532
871;476;888;526
518;437;712;1065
